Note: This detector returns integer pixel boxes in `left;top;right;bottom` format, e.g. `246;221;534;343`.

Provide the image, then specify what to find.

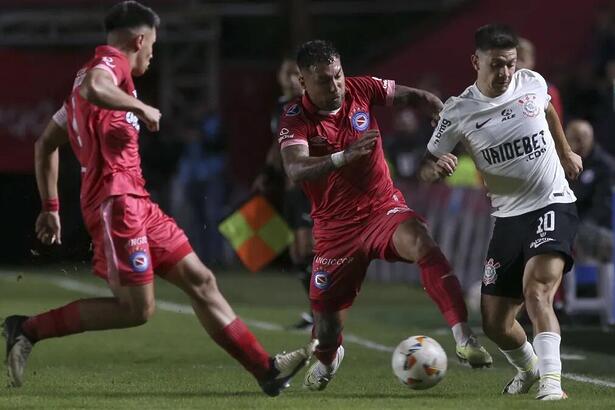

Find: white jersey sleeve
51;105;68;130
427;98;462;157
517;69;551;110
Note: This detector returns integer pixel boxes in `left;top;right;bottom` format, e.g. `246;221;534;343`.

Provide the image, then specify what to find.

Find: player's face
472;48;517;97
300;57;345;111
134;27;156;77
279;60;303;98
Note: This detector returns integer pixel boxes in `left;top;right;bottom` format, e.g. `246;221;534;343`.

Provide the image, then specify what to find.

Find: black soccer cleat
258;339;317;397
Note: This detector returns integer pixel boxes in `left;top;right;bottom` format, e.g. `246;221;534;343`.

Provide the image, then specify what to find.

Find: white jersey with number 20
427;68;575;217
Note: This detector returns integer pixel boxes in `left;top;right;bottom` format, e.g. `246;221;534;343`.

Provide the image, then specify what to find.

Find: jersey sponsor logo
529;237;555;249
278;127;295;143
285;103;301;117
386;206;411;216
432;118;451;146
102;56;116;68
501;108;516;122
480;130;547;165
127;236;148;247
315;256;354;266
126;111;140;131
518;94;540;117
313;270;331;290
482;258;500;286
351;111;370;132
475;118;492;129
129;250;149;273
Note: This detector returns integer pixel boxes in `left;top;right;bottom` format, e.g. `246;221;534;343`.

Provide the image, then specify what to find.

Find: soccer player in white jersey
419;24;583;401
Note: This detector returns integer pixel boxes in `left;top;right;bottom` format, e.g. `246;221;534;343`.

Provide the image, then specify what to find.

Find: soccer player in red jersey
277;40;493;391
2;1;312;396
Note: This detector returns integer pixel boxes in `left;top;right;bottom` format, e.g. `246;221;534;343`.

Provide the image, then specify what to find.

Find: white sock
451;322;473;346
533;332;562;384
499;340;537;372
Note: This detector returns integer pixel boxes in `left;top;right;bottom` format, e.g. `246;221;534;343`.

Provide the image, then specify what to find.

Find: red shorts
84;194;192;287
310;206;423;313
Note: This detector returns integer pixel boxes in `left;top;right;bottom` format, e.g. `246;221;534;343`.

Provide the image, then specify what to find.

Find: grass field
1;265;614;409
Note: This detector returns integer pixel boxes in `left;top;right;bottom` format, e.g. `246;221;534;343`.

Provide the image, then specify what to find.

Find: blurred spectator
174;104;228;266
566;119;615;262
384;108;424;180
517;37;565;120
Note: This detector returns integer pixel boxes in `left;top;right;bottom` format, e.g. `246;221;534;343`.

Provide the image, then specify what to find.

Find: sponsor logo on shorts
314;256;354;266
129;250;149;273
386;206;410;216
351;111;370;132
285;103;301;117
529;237;555;249
313;270;331;290
483;258;500;286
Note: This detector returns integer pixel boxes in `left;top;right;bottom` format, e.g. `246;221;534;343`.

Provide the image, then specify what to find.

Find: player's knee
523;284;553;309
186;266;219;301
132;302;156;325
396;219;436;261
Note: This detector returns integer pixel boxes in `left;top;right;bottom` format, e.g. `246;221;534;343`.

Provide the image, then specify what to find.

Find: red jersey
65;45;148;213
277;76;406;242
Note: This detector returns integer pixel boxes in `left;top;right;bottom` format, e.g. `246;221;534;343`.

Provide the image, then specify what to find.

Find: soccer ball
391;335;447;390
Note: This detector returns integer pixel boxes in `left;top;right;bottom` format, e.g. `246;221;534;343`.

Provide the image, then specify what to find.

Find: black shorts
481;202;578;299
283;186;313;230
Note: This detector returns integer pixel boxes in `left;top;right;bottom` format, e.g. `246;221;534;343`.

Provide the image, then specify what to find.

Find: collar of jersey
302;93;341;116
95;45;129;63
472;74;517;103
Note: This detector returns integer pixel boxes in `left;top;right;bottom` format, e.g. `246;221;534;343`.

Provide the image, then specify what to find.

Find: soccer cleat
258;339;317;397
2;315;34;388
303;345;345;391
536;376;568;400
455;336;493;368
502;366;540;394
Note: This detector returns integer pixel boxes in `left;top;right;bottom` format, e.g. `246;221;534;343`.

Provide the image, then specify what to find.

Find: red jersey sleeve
349;76;396;107
277;102;310;150
90;54;131;87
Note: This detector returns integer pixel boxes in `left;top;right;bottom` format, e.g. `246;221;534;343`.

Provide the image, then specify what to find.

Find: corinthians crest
518;93;540;118
483;258;501;286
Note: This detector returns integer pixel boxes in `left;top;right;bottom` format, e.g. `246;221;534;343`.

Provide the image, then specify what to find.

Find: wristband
331;151;346;168
43;198;60;212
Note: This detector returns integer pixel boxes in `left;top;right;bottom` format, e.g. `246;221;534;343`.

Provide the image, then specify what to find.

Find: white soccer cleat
536;377;568;400
502;366;540;394
3;315;34;388
303;345;345;391
258;339;317;397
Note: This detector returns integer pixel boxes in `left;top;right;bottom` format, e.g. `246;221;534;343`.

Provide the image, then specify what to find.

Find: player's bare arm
80;68;161;131
393;85;444;123
281;130;378;183
34;118;69;245
545;102;582;180
418;152;458;183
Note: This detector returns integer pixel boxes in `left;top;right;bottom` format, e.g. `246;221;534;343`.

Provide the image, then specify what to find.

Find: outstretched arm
80;68;161;131
393;85;444;124
34;116;69;244
281;130;379;183
545;102;582;180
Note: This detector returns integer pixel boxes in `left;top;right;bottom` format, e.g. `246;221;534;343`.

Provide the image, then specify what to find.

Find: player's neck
475;80;506;99
107;41;137;71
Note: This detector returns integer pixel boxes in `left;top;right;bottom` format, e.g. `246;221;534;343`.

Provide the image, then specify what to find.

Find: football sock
210;318;271;380
314;334;343;366
500;340;538;372
451;322;473;346
418;247;468;326
533;332;562;383
21;300;84;343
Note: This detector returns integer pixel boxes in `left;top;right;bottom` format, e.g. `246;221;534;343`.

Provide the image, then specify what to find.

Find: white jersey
427;69;576;217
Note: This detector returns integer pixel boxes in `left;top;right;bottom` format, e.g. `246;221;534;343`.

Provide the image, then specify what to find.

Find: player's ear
298;72;306;90
134;33;145;51
471;53;480;72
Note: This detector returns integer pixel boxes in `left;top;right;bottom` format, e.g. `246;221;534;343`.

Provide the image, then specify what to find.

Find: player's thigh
390;215;435;262
522;253;565;297
481;294;524;334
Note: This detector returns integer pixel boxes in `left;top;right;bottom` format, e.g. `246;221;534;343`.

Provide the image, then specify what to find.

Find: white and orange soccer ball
391;335;447;390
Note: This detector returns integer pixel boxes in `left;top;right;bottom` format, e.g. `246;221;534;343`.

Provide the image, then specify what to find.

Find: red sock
211;318;271;380
418;247;468;326
314;333;343;366
22;300;84;343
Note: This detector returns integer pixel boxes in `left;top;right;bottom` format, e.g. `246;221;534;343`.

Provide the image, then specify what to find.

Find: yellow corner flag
219;195;295;272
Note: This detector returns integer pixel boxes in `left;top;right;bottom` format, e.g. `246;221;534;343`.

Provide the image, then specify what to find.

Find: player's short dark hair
104;1;160;33
475;24;519;51
296;40;340;70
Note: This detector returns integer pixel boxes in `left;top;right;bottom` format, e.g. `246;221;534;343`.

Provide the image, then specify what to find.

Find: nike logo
476;118;492;129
